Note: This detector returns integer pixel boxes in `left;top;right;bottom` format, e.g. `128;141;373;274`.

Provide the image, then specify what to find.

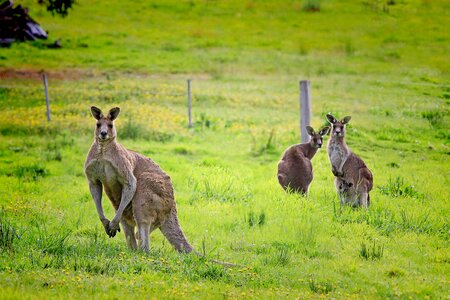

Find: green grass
0;0;449;298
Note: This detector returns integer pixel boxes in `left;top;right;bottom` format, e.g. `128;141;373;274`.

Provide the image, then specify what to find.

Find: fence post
187;79;192;128
42;73;51;121
300;80;311;143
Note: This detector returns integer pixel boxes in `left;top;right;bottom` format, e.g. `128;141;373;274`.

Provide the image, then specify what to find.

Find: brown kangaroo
277;126;330;194
84;106;193;253
326;114;373;207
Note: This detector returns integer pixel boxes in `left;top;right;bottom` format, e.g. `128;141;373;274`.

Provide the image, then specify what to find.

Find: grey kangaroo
326;114;373;207
277;126;330;194
84;106;193;253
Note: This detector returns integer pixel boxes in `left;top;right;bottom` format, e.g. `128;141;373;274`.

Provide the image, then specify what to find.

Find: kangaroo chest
86;159;124;196
328;140;346;168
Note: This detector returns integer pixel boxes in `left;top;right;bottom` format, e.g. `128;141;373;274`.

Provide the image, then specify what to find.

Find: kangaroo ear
91;106;103;120
306;126;315;136
319;126;330;136
341;116;351;124
326;114;337;124
108;107;120;121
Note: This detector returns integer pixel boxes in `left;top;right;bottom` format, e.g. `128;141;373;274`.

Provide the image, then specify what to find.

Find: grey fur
84;106;193;253
326;114;373;207
277;126;330;194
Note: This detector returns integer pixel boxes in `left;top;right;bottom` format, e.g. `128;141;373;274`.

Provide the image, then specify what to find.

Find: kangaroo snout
100;130;108;139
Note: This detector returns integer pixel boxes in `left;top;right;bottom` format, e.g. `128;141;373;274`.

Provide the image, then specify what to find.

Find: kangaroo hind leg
121;221;137;250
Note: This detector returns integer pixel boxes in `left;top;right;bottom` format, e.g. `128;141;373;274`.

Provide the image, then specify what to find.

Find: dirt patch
0;68;214;82
0;68;96;81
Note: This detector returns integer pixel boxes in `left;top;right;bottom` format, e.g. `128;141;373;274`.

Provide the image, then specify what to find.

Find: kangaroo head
306;125;330;148
326;114;351;137
90;106;120;142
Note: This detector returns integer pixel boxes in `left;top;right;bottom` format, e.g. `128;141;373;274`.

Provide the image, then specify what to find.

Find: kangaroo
277;126;330;194
84;106;193;253
336;180;371;206
326;114;373;207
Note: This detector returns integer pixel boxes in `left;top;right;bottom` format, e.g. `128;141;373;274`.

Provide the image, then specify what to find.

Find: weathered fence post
187;79;192;128
300;80;311;143
42;73;51;121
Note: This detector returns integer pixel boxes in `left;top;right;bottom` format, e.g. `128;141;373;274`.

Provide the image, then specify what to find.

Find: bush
302;0;321;12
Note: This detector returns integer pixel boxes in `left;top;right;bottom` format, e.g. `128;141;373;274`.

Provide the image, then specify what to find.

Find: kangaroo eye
108;124;113;129
96;123;101;128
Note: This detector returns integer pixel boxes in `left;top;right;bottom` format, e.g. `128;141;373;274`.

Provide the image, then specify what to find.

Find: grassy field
0;0;449;298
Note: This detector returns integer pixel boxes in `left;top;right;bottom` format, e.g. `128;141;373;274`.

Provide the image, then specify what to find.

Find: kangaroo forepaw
332;167;343;177
103;219;120;238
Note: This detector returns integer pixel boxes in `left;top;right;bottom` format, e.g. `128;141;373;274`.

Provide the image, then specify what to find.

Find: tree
38;0;75;17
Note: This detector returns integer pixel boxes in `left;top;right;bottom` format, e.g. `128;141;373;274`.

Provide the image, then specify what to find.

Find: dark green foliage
40;0;75;17
360;241;384;260
13;163;47;181
121;117;144;140
302;0;321;12
422;109;448;128
247;211;266;227
378;176;422;198
251;129;277;156
308;275;334;294
35;223;72;255
0;211;17;251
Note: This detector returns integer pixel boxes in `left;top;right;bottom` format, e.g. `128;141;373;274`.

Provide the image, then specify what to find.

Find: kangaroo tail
160;207;194;253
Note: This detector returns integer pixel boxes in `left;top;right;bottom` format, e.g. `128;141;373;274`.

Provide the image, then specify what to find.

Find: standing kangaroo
84;106;193;253
277;126;330;194
326;114;373;207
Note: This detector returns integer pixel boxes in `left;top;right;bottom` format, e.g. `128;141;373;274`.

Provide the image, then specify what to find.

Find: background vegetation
0;0;448;298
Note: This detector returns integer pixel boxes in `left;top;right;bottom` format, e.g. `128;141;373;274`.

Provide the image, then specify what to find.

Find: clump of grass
189;167;252;203
272;246;290;266
195;113;213;130
308;275;334;294
36;223;72;255
360;241;384;260
398;209;433;234
247;211;266;227
121;117;144;140
120;117;174;142
344;40;355;56
13;163;47;181
421;109;448;128
302;0;321;12
387;267;405;277
173;146;193;155
378;176;422;198
0;210;17;251
198;264;227;280
251;129;277;156
387;162;400;168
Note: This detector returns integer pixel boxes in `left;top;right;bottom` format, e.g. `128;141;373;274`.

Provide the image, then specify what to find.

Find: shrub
302;0;321;12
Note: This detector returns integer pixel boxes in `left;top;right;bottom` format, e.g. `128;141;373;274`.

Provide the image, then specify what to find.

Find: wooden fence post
42;73;51;121
187;79;192;128
300;80;311;143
